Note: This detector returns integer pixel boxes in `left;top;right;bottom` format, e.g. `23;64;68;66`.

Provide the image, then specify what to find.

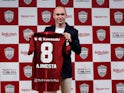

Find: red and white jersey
28;32;67;91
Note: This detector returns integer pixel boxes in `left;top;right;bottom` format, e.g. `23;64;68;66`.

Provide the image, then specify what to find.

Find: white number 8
41;42;53;63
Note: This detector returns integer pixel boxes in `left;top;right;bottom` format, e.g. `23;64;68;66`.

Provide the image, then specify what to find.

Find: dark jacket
44;23;81;78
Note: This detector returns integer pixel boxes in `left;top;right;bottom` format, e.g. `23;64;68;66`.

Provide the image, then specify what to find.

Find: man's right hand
29;32;34;38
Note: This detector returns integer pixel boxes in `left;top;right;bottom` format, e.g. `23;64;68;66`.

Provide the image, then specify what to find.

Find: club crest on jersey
42;10;51;23
23;28;33;41
4;10;14;23
5;84;15;93
80;47;88;59
4;47;14;60
23;65;32;78
115;47;124;59
23;0;32;5
114;11;123;24
78;11;88;23
116;83;124;93
60;0;69;5
96;0;105;6
97;65;107;77
80;83;89;93
96;29;106;41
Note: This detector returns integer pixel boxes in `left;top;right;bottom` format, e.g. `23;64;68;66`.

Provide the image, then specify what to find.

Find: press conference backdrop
0;0;124;93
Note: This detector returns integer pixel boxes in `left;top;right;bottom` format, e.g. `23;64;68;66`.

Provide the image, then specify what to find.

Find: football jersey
28;32;69;91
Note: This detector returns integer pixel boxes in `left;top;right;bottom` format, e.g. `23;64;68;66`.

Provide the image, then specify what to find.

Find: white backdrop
0;0;124;93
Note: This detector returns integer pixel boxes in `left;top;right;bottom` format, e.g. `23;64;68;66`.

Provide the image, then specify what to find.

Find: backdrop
0;0;124;93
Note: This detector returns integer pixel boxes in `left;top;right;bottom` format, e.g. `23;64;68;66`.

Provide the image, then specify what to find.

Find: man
44;6;81;93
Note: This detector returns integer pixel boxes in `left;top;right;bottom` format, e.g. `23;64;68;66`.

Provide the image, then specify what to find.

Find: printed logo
116;83;124;93
80;47;89;59
42;10;51;23
23;28;33;41
80;83;89;93
4;10;14;23
23;65;32;78
97;65;107;77
60;0;69;5
97;29;106;41
5;84;15;93
23;0;32;5
78;11;88;23
114;11;123;24
4;47;14;60
96;0;105;6
115;47;124;59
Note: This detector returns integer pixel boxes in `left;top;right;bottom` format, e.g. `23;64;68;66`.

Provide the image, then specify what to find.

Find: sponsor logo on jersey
80;83;89;93
60;0;69;5
4;10;14;23
115;47;124;59
23;28;33;41
97;29;106;41
42;10;51;23
4;47;14;60
114;11;123;24
34;78;59;83
34;37;60;41
116;83;124;93
78;11;88;23
5;84;15;93
23;65;32;78
96;0;105;6
80;47;88;59
23;0;32;5
97;65;107;77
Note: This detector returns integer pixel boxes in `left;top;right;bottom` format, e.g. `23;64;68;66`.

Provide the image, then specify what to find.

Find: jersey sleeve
28;35;35;55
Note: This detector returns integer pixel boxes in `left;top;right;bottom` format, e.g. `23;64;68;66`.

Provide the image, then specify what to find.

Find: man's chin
58;22;64;25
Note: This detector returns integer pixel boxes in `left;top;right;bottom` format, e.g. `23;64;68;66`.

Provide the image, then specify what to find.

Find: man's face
53;7;67;25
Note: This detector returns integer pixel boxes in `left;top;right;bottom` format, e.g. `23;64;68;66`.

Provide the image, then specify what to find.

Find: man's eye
56;13;65;16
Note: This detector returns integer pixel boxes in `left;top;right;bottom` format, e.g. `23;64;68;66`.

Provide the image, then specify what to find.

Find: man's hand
28;32;34;38
63;32;72;42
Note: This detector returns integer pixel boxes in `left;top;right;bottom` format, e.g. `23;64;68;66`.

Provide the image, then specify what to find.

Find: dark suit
44;23;81;79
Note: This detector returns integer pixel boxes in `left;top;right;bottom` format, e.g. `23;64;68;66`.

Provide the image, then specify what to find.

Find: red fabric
28;32;69;91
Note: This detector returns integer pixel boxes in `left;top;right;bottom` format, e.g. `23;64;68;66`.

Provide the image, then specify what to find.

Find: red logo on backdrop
76;81;93;93
114;11;123;24
4;47;14;60
4;10;14;23
75;44;92;62
19;0;36;7
1;82;19;93
92;0;109;8
0;44;18;62
94;62;111;79
93;26;110;43
74;8;92;25
110;9;124;25
20;63;33;80
42;10;52;23
111;44;124;61
38;8;54;25
112;80;124;93
56;0;73;7
0;8;18;25
19;26;37;43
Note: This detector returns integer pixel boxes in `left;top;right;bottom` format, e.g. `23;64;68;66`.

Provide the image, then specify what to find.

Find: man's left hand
63;32;72;42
